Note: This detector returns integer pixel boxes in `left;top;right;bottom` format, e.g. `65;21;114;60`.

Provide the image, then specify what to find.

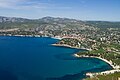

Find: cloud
0;0;71;10
0;0;23;8
0;0;47;9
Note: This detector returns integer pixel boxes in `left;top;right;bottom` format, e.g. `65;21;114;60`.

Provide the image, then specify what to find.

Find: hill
0;16;120;30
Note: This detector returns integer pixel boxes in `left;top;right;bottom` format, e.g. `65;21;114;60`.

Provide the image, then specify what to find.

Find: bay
0;36;112;80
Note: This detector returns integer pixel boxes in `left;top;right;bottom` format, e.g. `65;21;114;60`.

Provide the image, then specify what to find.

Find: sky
0;0;120;21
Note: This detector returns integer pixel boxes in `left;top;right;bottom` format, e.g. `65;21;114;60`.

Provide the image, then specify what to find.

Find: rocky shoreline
1;35;120;79
51;43;81;49
73;54;120;78
51;41;120;79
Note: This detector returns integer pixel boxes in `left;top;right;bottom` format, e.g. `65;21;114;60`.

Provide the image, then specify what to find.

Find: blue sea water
0;36;112;80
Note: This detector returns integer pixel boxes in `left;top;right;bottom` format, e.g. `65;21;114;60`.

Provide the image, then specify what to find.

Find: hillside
86;21;120;28
0;16;94;30
85;72;120;80
0;16;120;30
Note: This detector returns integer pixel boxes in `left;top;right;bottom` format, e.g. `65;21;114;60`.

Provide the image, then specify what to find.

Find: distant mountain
0;16;82;23
41;16;83;23
86;21;120;28
0;16;31;23
0;16;93;30
0;16;120;29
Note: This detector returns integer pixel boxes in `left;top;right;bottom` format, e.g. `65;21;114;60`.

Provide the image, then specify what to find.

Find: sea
0;36;112;80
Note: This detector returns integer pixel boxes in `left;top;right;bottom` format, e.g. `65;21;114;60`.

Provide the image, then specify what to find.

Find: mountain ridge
0;16;120;29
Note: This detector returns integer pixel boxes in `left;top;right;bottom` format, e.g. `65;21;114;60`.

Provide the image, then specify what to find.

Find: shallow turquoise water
0;36;112;80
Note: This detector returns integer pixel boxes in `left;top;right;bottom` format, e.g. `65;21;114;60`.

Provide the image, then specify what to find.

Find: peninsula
0;16;120;80
53;37;120;80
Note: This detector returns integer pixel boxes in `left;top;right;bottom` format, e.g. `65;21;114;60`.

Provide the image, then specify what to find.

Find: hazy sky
0;0;120;21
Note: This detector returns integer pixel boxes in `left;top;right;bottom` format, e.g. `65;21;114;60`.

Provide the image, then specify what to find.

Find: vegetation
56;38;81;48
0;16;120;80
77;43;120;65
85;72;120;80
86;21;120;28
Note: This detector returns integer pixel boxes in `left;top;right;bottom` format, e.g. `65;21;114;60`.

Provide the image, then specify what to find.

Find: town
0;16;120;80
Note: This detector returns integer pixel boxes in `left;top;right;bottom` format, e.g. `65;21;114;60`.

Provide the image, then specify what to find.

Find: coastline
52;43;90;50
1;35;120;79
74;54;120;78
51;43;80;49
51;37;62;40
51;43;120;79
73;54;115;69
0;35;62;40
0;34;42;37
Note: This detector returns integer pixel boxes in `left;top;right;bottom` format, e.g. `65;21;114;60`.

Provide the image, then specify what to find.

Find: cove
0;36;112;80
